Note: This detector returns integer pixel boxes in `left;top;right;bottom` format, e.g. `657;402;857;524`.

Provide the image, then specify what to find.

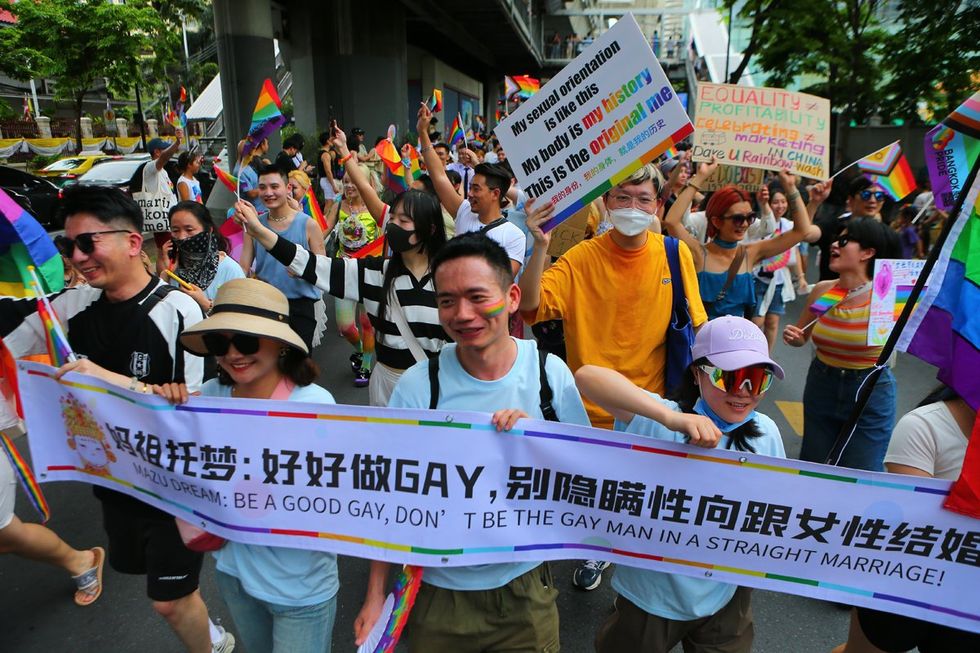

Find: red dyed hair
704;184;752;239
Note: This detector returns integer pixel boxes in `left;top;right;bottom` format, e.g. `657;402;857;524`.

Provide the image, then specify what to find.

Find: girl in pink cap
576;316;787;653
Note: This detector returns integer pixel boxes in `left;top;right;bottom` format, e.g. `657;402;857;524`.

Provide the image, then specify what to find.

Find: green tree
0;0;180;150
879;0;980;123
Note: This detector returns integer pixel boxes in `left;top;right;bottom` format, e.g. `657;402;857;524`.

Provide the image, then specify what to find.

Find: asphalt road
1;261;938;652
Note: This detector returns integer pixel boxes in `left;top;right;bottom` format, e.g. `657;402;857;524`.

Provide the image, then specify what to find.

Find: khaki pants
407;564;559;653
595;587;753;653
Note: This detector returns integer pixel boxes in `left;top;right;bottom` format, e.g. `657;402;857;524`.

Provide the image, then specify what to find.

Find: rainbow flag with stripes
240;79;287;169
925;91;980;211
0;188;64;298
350;236;386;260
810;285;848;316
505;75;540;100
426;89;442;113
448;114;465;148
856;141;916;201
214;165;239;194
898;169;980;409
372;565;423;653
302;186;328;232
0;432;50;522
892;284;915;320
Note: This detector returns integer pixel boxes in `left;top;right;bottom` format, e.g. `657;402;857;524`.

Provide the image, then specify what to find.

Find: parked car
67;154;152;195
0;165;61;228
37;153;109;186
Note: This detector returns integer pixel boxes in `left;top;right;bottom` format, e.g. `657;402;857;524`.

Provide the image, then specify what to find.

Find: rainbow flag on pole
240;79;287;169
213;165;239;194
856;141;916;201
925;91;980;211
426;89;443;113
449;114;465;148
302;186;328;233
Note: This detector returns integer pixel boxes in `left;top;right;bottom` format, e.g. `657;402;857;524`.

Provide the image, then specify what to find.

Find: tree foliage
0;0;181;148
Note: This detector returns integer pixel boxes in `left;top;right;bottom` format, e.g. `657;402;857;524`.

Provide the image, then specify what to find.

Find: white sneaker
212;626;235;653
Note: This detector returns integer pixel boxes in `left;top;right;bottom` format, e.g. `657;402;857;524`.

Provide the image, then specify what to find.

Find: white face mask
607;207;658;237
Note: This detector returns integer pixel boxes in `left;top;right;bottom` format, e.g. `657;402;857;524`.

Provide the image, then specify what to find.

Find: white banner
19;362;980;634
494;13;692;232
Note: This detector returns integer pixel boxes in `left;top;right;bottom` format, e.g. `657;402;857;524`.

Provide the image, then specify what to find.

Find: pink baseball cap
690;316;784;378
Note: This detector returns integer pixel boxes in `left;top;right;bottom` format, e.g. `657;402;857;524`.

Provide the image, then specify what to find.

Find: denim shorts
753;278;785;316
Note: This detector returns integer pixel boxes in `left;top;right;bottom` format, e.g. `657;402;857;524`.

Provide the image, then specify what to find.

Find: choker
712;238;739;249
268;213;289;223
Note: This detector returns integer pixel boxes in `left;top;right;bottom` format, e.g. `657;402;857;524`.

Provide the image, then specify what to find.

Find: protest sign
20;361;980;633
701;164;765;192
495;14;692;232
692;83;831;179
870;259;926;346
547;203;594;257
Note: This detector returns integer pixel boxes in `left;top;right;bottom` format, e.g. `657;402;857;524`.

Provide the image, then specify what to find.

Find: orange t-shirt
524;232;707;428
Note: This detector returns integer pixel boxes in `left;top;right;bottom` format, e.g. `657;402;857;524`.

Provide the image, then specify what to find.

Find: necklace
268;213;289;223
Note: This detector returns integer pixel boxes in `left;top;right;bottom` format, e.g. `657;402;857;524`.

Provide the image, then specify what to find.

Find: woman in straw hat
156;277;340;653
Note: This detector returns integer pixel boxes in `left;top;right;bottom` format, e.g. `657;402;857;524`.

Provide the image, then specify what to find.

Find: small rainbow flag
662;144;679;160
350;236;386;260
505;75;540;99
28;267;75;367
449;114;465;148
426;89;442;113
179;86;187;103
893;284;916;320
761;249;791;273
1;431;50;522
810;285;849;316
240;79;287;169
857;141;916;201
214;166;239;194
302;186;328;232
372;565;422;653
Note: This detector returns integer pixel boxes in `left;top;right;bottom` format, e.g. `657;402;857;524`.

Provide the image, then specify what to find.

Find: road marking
775;400;804;437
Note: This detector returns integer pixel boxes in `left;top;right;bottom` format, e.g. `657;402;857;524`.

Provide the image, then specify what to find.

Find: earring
280;348;288;358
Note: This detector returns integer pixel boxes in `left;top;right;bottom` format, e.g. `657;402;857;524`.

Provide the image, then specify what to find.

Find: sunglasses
202;333;261;356
836;234;858;248
859;190;886;201
54;230;132;257
700;364;774;396
721;213;757;226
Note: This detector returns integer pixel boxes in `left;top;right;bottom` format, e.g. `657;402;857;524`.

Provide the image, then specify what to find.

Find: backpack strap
427;354;441;410
479;217;508;234
537;346;559;422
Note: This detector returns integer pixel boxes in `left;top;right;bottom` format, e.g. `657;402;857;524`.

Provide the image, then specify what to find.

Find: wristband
786;191;801;202
685;181;703;193
420;144;434;153
339;152;355;165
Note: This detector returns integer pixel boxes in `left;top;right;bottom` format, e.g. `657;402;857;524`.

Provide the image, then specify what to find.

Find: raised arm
417;104;464;217
330;121;388;224
575;365;720;447
803;179;834;243
155;128;182;171
747;170;812;266
518;199;554;312
665;157;719;269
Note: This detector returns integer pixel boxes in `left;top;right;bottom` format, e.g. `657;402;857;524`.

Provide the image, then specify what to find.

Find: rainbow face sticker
481;298;507;318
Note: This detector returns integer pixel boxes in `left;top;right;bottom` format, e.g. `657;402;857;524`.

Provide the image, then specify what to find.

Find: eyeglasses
720;213;758;226
699;364;774;396
202;333;261;356
54;230;132;257
609;193;656;210
859;190;886;202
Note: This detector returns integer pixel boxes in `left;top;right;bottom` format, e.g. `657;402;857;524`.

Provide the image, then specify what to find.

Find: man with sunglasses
805;175;885;281
0;186;233;652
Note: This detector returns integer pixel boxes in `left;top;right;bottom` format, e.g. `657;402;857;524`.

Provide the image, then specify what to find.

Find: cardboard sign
692;83;830;179
701;165;765;192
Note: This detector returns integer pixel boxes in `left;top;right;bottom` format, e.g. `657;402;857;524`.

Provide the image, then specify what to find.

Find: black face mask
385;223;417;253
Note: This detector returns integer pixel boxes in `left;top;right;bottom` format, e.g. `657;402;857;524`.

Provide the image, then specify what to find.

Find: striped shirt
811;295;882;369
268;236;449;370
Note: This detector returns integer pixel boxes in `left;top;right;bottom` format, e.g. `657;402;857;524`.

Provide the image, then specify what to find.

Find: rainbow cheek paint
482;298;507;318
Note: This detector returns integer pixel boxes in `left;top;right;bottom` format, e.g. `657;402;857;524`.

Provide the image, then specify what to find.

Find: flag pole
824;156;980;466
828;140;901;181
25;266;77;363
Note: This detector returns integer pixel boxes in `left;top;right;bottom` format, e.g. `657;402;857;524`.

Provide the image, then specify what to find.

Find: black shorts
100;494;203;601
857;607;980;653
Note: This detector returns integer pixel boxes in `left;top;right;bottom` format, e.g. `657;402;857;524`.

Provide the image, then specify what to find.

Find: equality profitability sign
19;361;980;634
495;14;692;231
692;83;831;179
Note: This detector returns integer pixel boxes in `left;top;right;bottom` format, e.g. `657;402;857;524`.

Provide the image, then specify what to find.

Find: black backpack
427;344;559;422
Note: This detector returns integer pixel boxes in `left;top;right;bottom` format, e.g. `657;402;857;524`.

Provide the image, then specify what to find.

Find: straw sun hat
180;278;308;355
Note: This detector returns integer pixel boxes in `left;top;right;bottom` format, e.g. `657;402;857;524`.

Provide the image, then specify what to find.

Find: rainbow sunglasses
699;364;775;396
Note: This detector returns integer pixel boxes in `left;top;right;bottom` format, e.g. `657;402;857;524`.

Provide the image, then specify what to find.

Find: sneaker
354;368;371;388
212;626;235;653
573;560;611;591
349;352;363;374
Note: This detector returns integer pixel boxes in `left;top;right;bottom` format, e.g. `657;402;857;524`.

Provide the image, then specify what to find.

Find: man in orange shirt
519;163;707;590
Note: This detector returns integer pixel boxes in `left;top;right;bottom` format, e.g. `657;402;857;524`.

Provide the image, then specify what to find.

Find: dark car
0;165;61;229
69;154;152;195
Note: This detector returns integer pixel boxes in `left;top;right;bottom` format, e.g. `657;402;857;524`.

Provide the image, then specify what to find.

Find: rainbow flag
505;75;540;100
0;188;64;298
373;565;422;653
892;284;916;320
28;268;74;367
240;79;287;169
662;144;679;160
350;236;386;259
897;169;980;409
302;186;328;232
219;216;244;262
448;114;465;148
214;166;239;194
856;141;916;201
426;89;442;113
925;91;980;211
810;285;848;316
375;125;419;194
0;432;50;522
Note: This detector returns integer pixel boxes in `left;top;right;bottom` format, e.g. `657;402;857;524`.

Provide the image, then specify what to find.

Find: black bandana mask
172;230;220;291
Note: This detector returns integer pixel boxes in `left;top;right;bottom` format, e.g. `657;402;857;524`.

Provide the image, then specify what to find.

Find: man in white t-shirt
416;105;526;276
143;131;181;203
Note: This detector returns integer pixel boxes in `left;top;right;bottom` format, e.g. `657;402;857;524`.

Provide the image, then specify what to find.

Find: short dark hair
317;131;331;146
168;200;230;252
843;216;902;277
848;175;874;197
176;150;201;173
446;169;462;186
57;185;143;231
283;134;305;150
473;162;511;206
433;143;450;155
257;163;288;182
414;173;436;195
431;233;513;292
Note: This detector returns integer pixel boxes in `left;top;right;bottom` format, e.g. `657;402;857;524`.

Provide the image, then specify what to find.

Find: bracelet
419;144;434;153
786;191;801;202
339;152;355;165
685;181;702;193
